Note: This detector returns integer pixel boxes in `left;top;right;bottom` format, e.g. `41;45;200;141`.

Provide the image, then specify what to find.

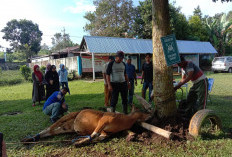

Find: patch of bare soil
128;113;194;147
1;111;22;116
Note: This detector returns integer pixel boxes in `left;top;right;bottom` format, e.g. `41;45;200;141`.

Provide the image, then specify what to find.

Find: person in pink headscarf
32;65;45;106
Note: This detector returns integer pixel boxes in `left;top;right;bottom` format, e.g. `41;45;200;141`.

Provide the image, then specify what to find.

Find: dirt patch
128;114;195;147
1;111;23;116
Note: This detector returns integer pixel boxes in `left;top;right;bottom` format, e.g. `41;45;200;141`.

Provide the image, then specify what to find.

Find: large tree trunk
152;0;177;118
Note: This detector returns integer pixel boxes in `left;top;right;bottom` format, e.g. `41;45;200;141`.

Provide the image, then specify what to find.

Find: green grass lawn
0;71;232;156
0;70;25;86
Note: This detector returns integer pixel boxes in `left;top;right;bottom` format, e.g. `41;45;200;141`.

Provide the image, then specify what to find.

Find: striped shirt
182;61;206;84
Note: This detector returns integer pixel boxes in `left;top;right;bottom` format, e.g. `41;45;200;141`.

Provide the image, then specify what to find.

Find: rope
6;140;72;145
71;135;92;143
6;135;92;145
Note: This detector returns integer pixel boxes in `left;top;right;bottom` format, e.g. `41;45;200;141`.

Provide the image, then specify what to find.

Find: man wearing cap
126;56;137;106
102;56;114;107
106;51;130;114
141;53;153;103
174;55;208;116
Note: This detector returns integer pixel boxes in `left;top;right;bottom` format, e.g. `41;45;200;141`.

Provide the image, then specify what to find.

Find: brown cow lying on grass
21;109;150;146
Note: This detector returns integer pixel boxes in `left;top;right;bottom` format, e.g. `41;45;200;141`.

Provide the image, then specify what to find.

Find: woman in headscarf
45;65;60;99
32;65;45;106
58;64;70;94
45;63;51;74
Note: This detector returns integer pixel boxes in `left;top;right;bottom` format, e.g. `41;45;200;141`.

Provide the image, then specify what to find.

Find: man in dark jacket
141;53;153;102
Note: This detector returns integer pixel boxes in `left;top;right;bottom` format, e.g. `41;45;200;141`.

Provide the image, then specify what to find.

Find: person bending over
43;87;68;123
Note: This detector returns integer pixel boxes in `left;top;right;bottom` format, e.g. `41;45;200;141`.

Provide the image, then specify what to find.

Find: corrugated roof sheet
83;36;217;54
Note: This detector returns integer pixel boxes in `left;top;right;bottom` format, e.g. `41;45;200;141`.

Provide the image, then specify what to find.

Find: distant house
51;46;80;59
79;36;217;79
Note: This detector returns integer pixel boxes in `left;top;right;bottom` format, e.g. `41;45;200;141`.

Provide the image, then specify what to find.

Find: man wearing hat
126;56;137;106
106;51;130;114
102;56;114;107
174;55;208;116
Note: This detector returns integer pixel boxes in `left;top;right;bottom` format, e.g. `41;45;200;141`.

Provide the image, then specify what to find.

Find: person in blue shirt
126;56;137;106
58;64;70;95
43;87;68;123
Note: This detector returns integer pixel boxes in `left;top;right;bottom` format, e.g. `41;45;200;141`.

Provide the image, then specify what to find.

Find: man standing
43;87;69;123
126;56;137;106
174;55;208;116
141;53;153;102
106;51;130;114
102;56;114;107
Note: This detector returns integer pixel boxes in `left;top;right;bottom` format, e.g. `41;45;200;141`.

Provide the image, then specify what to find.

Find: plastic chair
208;78;214;104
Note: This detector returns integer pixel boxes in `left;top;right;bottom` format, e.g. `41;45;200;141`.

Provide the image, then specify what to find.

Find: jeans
142;81;153;102
43;102;66;120
128;79;135;105
60;82;70;94
111;82;128;114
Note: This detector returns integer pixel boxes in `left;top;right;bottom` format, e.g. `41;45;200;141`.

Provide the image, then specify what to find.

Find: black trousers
110;82;128;114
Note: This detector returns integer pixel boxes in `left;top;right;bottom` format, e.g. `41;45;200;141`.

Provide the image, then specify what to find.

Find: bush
20;65;31;80
40;66;46;74
0;70;24;86
68;70;78;81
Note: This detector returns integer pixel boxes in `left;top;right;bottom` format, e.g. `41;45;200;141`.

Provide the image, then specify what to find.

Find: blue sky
0;0;231;50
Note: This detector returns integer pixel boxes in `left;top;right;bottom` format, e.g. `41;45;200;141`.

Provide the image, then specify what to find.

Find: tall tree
188;15;209;41
206;13;232;56
38;43;51;56
51;28;77;52
132;1;190;40
193;5;203;19
1;19;43;59
169;4;190;40
152;0;231;118
132;0;152;39
84;0;135;37
152;0;177;118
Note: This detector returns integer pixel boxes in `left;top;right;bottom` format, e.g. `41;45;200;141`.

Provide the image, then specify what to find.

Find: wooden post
92;52;95;81
140;122;173;139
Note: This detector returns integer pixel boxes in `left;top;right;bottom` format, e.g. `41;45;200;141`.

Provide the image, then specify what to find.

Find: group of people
102;51;154;114
32;50;208;123
32;63;70;123
103;51;208;117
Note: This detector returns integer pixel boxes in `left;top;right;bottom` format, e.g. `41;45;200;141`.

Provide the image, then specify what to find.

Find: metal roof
81;36;217;54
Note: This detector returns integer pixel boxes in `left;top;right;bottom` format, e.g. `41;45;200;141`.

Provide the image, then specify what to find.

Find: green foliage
1;19;43;59
19;65;31;80
68;70;78;80
131;1;192;40
188;15;209;41
84;0;135;37
51;28;77;52
206;13;232;56
131;0;152;39
0;70;24;86
40;66;46;74
169;4;190;40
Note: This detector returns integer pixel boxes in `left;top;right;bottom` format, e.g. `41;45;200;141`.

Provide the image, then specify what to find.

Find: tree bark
152;0;177;118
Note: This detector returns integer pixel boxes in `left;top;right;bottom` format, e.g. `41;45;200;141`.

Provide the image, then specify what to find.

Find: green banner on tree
161;34;180;66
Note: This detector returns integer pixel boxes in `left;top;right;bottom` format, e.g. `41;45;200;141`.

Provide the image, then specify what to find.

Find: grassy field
0;71;232;156
0;70;25;86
